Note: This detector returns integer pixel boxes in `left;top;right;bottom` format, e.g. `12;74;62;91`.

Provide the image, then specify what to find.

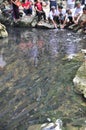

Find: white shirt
48;9;57;20
67;0;75;5
56;9;66;17
73;6;83;17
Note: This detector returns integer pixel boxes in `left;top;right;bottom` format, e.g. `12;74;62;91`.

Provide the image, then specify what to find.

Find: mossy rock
73;62;86;98
0;23;8;38
27;124;41;130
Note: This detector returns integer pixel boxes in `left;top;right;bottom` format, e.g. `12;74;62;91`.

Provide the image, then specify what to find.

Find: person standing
11;0;21;21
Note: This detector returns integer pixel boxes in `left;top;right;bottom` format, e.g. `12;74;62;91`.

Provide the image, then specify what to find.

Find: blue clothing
50;0;57;10
24;7;32;15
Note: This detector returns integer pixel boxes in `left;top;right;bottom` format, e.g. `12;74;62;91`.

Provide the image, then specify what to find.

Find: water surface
0;28;86;130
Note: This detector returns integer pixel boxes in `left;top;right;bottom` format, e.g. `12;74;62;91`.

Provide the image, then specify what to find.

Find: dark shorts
68;16;73;23
24;7;32;15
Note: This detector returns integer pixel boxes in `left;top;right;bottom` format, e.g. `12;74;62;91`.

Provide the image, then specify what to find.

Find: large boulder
16;15;36;27
73;61;86;98
0;23;8;38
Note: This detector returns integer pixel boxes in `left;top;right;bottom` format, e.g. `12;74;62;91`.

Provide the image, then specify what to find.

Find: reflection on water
7;27;84;65
0;49;6;69
0;27;86;130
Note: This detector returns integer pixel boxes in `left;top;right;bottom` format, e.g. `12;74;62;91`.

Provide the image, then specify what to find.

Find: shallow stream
0;28;86;130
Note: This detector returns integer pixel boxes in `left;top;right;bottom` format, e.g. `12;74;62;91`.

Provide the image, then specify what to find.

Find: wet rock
67;54;77;61
36;21;54;29
65;124;86;130
27;124;41;130
6;17;55;29
73;60;86;98
68;23;86;33
17;15;36;27
41;122;54;130
41;119;63;130
0;23;8;38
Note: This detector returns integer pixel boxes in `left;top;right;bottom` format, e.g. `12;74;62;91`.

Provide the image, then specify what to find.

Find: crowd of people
2;0;86;30
48;1;86;29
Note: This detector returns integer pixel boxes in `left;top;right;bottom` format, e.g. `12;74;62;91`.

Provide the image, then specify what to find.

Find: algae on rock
0;23;8;38
73;61;86;98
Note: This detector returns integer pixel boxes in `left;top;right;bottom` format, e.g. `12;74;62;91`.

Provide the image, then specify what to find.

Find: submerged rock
68;23;86;33
67;54;77;60
41;119;62;130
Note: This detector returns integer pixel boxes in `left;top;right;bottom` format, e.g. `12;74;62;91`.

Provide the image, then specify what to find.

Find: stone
73;62;86;98
31;16;38;27
37;21;54;29
0;23;8;38
41;119;63;130
67;54;77;60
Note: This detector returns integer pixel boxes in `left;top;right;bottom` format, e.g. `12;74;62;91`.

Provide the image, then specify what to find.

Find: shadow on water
0;27;86;130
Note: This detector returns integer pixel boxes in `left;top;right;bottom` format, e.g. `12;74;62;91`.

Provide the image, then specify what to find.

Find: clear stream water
0;27;86;130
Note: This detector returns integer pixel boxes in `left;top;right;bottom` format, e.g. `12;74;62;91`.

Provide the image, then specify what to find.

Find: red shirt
22;2;31;8
35;2;43;11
